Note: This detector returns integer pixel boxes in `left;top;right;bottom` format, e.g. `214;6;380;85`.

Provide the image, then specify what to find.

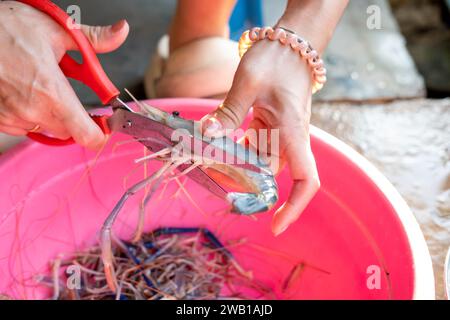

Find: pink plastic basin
0;99;434;299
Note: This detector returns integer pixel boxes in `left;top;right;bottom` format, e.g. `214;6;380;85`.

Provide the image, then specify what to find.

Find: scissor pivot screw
122;120;132;129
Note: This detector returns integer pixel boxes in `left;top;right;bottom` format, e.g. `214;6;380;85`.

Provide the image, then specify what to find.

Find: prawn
100;96;278;292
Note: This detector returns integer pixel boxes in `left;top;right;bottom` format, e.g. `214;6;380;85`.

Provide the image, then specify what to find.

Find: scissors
17;0;268;201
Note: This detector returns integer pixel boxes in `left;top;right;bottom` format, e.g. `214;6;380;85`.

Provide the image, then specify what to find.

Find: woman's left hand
201;39;320;236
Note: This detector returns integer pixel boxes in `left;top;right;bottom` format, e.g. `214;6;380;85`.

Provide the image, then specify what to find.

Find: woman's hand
201;39;320;236
0;1;129;149
201;0;347;235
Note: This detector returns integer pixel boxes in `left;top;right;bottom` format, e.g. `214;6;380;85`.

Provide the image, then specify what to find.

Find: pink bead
249;27;260;41
298;42;309;57
286;33;297;48
274;28;287;44
269;28;284;41
315;75;327;84
290;40;301;52
259;26;273;40
308;50;318;60
311;59;324;69
279;35;288;45
315;67;326;76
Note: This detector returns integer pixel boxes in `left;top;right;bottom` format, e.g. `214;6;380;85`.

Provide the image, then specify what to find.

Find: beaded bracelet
238;26;327;93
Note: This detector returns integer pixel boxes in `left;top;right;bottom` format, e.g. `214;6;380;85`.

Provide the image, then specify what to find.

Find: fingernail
273;224;288;237
111;19;126;33
202;117;222;137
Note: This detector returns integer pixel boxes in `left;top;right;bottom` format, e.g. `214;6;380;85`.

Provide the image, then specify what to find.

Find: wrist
275;0;349;54
275;16;328;54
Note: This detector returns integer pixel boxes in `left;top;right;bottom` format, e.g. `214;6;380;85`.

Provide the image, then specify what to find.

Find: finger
246;117;285;175
68;20;129;53
50;68;106;149
201;72;258;137
26;107;72;140
38;120;71;140
5;110;71;140
271;139;320;236
0;114;36;131
246;118;265;152
0;124;27;136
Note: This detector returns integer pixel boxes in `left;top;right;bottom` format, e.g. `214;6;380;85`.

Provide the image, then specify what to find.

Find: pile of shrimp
40;227;273;300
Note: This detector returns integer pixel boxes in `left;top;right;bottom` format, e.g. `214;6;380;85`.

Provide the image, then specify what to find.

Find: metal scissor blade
108;108;269;174
108;108;228;199
178;164;228;200
107;108;175;153
202;136;272;175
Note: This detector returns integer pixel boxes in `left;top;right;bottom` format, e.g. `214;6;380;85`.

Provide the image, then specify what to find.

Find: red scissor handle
17;0;120;145
27;115;111;146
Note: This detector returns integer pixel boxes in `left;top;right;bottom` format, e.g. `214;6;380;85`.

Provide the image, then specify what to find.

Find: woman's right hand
0;1;129;149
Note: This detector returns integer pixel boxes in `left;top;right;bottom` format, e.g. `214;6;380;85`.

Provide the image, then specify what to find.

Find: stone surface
316;0;425;102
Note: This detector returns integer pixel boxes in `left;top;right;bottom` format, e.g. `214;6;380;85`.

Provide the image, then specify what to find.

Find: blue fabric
229;0;264;41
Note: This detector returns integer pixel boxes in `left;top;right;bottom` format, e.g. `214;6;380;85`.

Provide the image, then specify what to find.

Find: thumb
77;20;129;53
201;83;256;138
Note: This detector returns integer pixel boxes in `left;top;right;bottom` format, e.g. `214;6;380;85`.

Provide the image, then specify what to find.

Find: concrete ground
0;0;448;298
312;98;450;299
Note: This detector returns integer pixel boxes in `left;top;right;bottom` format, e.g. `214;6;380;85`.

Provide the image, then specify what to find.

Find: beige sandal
144;35;240;99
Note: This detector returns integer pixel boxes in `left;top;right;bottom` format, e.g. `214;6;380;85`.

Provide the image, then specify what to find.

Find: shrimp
130;96;279;214
100;95;278;292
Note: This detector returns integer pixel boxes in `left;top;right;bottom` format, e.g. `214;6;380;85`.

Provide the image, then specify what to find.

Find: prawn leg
131;159;190;243
100;161;173;292
131;177;164;243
